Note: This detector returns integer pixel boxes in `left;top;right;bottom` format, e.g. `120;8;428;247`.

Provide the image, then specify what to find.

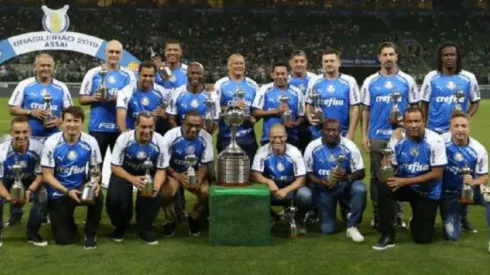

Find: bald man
251;124;312;234
79;40;136;160
214;54;259;162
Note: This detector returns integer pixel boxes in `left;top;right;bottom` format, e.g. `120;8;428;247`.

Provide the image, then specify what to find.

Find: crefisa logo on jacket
41;5;70;34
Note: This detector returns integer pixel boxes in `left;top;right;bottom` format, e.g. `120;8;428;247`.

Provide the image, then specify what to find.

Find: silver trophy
98;68;109;99
204;91;216;131
380;147;395;182
310;89;324;123
389;91;402;127
327;153;347;187
10;161;25;204
140;158;154;197
42;90;54;126
285;200;298;239
80;166;100;205
217;106;250;186
279;95;293;125
453;89;465;113
185;154;199;185
459;161;474;204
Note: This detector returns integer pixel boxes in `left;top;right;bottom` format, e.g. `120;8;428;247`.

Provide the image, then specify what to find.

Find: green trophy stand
209;183;271;246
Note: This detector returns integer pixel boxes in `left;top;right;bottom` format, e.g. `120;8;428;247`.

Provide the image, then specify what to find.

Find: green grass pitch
1;98;490;274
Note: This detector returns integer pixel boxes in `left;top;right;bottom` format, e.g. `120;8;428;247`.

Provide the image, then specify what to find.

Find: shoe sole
28;240;48;247
111;238;124;243
372;244;395;251
84;246;97;250
188;231;201;237
163;231;175;238
0;242;3;248
140;238;159;245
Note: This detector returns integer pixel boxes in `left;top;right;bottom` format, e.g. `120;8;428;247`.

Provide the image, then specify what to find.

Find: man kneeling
161;111;213;237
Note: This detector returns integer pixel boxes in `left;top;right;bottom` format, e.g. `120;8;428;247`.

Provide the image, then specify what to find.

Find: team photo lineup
1;35;490;254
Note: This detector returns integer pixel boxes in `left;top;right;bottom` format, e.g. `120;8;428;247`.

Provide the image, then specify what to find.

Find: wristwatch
26;110;32;116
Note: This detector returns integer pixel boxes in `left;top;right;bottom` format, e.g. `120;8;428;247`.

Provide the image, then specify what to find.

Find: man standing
251;124;312;234
155;39;188;89
160;111;213;237
361;42;419;229
306;48;361;141
116;61;170;134
0;116;47;246
108;112;166;245
8;53;72;227
215;53;259;161
421;42;481;232
41;106;103;249
440;112;490;251
304;119;366;242
373;107;446;250
79;40;136;159
252;62;305;146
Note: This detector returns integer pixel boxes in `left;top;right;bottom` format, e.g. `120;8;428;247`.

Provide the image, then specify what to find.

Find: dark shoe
395;217;407;230
111;228;125;242
84;235;97;250
6;216;22;227
188;217;200;237
0;231;3;248
372;235;395;251
27;233;48;247
163;222;177;238
462;218;478;233
370;218;379;230
139;231;158;245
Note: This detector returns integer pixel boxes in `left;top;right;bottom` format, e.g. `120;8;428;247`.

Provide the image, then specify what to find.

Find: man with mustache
8;53;73;228
421;42;481;233
252;62;305;147
108;112;167;245
79;40;136;162
439;112;490;252
361;42;419;230
304;119;366;242
116;61;170;135
41;106;103;249
160;111;213;237
374;107;446;250
0;116;46;247
251;124;311;234
154;39;188;89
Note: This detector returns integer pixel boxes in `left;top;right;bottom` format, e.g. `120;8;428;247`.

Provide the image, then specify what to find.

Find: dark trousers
0;193;46;236
297;124;312;153
106;176;162;234
89;131;120;163
378;183;439;244
48;194;104;245
217;134;258;164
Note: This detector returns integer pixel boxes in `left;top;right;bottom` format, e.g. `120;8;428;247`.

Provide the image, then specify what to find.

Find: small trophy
42;90;54;126
380;147;395;182
204;92;216;130
327;153;347;187
287;200;298;239
453;89;465;113
185;154;199;185
279;95;293;125
80;166;100;205
149;46;158;60
10;161;25;204
482;185;490;203
139;158;154;197
459;161;474;204
310;89;324;123
98;68;109;99
388;91;402;127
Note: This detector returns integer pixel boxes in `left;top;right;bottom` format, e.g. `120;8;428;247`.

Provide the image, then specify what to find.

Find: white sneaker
346;227;365;242
488;241;490;253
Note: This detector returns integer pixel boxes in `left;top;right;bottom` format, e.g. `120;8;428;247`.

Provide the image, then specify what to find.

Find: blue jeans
0;192;46;236
440;187;490;240
315;180;367;234
270;186;312;217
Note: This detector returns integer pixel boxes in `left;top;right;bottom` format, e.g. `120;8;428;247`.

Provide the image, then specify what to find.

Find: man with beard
8;53;73;227
108;112;166;245
154;39;188;89
251;124;311;234
439;112;490;252
304;119;366;242
214;54;259;162
373;107;446;250
252;62;305;147
288;50;318;153
421;42;481;232
116;61;170;135
361;42;419;230
0;116;47;247
79;40;136;161
41;106;103;249
160;111;213;237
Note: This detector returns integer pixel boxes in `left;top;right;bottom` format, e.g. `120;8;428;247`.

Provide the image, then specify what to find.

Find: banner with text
340;57;380;67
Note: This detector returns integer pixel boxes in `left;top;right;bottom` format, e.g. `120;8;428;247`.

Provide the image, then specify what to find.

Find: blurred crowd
0;8;489;84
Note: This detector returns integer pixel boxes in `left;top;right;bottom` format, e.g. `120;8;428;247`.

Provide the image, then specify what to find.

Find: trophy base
459;198;474;204
217;181;251;187
10;198;25;205
80;199;95;205
139;191;154;197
